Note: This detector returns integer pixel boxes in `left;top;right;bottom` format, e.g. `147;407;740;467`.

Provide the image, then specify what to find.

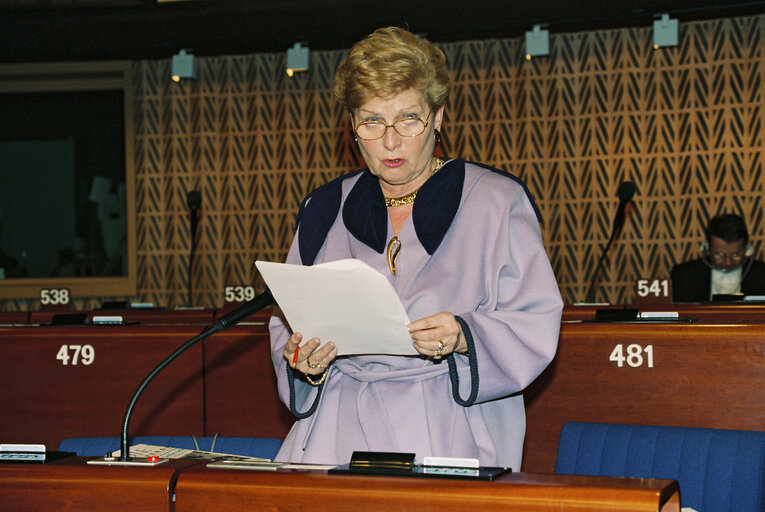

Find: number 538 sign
634;278;672;305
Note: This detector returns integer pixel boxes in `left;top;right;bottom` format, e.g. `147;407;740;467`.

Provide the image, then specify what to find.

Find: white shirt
710;267;742;298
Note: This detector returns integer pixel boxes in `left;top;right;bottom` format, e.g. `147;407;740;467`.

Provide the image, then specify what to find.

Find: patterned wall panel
128;15;763;308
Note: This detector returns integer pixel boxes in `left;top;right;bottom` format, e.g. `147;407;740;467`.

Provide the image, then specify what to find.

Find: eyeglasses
710;251;746;262
352;111;433;140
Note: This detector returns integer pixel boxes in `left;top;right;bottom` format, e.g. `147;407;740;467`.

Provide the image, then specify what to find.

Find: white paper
110;443;269;462
256;259;416;356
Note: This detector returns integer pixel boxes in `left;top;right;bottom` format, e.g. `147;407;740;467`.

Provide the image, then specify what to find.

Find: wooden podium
0;457;680;512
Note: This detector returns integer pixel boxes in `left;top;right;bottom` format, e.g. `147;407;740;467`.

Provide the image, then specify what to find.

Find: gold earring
434;129;441;145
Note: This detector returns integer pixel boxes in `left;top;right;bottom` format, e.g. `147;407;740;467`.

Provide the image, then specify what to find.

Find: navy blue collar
342;158;464;255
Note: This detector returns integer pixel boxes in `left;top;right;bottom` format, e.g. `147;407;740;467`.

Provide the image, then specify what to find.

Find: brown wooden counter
522;320;765;472
562;303;765;322
0;322;292;449
173;464;680;512
1;309;762;477
0;457;679;512
0;456;194;511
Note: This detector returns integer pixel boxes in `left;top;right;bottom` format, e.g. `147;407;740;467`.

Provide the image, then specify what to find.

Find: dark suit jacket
670;258;765;302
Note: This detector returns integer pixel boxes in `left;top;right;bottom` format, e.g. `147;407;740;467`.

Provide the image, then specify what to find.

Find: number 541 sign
634;278;672;305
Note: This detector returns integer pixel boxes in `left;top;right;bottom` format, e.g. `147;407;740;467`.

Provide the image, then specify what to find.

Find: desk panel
203;324;294;439
174;466;679;512
3;312;762;476
28;307;218;326
0;325;275;449
523;321;765;473
23;307;272;326
562;303;765;322
0;311;30;325
0;457;198;512
0;458;679;512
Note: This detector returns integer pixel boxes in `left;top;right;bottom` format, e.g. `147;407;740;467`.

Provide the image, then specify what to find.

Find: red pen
292;346;300;365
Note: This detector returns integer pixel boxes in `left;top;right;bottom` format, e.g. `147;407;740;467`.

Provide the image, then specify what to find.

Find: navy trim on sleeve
287;363;325;418
447;315;479;406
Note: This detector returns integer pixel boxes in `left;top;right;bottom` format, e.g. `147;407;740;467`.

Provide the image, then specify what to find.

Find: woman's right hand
283;332;338;375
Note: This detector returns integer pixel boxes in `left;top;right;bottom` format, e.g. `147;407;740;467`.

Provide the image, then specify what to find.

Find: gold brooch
387;236;401;275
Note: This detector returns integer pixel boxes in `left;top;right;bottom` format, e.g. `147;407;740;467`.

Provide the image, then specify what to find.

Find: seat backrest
58;435;282;461
555;422;765;512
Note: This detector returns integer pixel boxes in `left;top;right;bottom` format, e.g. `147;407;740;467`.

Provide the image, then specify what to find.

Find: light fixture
525;25;549;60
286;42;309;77
171;49;197;82
653;14;678;49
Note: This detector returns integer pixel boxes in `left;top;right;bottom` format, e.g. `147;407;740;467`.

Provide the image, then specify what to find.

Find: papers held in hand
256;259;417;356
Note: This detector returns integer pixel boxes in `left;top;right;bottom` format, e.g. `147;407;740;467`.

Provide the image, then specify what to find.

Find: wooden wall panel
126;15;764;308
4;15;759;311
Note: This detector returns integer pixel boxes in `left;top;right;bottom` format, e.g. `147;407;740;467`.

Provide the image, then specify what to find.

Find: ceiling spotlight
653;14;679;49
286;42;309;77
171;49;197;82
525;25;549;60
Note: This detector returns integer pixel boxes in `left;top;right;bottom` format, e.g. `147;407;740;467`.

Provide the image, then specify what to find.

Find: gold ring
307;358;318;369
434;339;444;360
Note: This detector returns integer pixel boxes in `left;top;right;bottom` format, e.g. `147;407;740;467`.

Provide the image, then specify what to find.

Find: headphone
700;241;755;277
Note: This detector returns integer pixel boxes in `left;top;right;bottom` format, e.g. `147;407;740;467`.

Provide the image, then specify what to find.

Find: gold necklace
383;157;445;208
384;157;445;275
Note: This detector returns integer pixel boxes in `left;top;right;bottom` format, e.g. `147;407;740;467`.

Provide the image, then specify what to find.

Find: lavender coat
268;159;562;470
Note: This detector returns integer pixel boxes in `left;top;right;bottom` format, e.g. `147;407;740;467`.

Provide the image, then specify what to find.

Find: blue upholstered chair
58;435;282;460
555;422;765;512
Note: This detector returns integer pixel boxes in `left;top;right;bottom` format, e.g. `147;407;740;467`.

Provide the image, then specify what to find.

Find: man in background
671;213;765;302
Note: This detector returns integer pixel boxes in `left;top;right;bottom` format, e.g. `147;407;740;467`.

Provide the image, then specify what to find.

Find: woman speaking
269;27;562;470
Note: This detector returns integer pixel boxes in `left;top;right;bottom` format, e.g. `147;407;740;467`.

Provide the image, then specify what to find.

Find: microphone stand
585;205;630;303
186;190;201;307
95;289;274;464
585;224;621;303
585;182;636;303
187;206;199;307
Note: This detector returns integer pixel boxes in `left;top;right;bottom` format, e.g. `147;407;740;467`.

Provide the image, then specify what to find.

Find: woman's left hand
408;312;466;359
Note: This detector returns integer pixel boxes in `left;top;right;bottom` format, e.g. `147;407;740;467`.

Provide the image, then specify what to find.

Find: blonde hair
334;27;450;113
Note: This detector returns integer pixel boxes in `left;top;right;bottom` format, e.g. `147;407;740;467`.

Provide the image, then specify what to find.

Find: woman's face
353;88;444;196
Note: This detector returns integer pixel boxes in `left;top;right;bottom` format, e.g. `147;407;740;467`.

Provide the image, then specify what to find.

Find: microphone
186;190;202;211
612;181;637;240
585;181;637;303
104;289;275;463
186;190;202;307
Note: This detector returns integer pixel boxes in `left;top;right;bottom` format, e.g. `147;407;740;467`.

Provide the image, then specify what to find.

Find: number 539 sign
634;278;672;305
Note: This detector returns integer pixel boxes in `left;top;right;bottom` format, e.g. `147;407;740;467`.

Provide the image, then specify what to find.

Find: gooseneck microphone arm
186;190;202;307
585;229;619;303
585;181;637;303
118;289;274;461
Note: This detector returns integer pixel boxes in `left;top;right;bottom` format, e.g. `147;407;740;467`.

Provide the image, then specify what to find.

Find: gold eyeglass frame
352;110;433;140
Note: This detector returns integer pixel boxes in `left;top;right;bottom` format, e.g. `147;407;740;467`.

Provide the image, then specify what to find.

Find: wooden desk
562;303;765;322
174;466;680;512
0;456;189;511
0;457;681;512
0;323;293;449
2;311;762;476
202;320;294;438
523;320;765;473
0;311;30;324
28;307;219;326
